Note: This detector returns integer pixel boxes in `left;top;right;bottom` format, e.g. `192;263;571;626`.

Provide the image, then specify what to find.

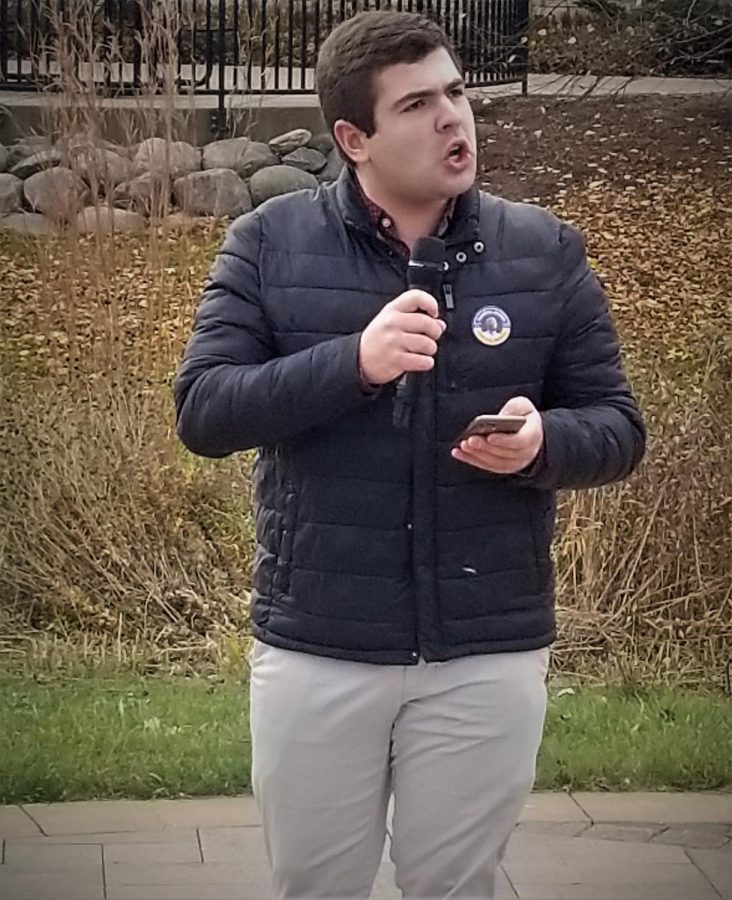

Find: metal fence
0;0;529;111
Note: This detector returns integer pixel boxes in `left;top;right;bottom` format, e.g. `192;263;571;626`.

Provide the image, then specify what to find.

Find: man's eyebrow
393;78;465;108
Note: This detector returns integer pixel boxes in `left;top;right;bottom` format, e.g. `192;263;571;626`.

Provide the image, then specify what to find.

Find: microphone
393;236;446;429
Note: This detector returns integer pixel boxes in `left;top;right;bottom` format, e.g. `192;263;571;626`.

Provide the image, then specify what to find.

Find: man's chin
441;169;477;198
397;169;476;206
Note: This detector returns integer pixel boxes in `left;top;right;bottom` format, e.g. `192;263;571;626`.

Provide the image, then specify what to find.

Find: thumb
499;396;537;416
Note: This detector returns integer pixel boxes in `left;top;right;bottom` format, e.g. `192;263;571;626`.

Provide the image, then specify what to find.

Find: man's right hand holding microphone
358;289;447;386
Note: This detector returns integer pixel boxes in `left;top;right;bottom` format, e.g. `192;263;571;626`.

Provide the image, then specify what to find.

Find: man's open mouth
446;141;470;163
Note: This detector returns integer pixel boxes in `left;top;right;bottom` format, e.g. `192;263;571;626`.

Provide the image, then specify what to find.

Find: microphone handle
393;274;442;429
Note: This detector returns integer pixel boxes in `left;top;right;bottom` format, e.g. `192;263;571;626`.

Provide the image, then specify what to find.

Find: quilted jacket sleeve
174;212;377;457
519;222;645;490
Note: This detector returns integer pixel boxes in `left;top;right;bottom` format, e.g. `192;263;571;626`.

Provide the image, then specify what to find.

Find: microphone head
411;236;445;267
407;236;445;295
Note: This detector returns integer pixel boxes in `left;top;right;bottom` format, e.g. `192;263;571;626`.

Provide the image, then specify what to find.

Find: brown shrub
530;2;732;77
0;374;254;649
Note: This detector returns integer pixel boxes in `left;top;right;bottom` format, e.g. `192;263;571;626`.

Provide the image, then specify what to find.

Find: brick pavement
1;792;730;899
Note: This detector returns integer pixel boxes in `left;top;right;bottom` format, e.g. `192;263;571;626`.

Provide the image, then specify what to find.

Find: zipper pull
442;283;455;327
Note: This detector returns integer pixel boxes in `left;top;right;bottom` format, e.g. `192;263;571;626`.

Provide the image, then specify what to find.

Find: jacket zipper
441;282;458;391
442;283;455;326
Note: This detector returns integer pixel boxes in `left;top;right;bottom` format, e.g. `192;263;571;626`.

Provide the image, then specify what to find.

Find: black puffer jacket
174;170;645;664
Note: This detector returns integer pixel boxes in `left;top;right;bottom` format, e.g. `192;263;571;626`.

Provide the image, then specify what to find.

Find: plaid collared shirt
357;181;455;259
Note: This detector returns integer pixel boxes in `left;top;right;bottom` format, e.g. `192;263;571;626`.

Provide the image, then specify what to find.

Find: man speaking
175;10;645;898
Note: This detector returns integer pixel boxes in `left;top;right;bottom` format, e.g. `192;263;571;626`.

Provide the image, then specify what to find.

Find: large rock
133;138;201;179
60;133;130;159
0;174;23;214
249;165;318;206
0;212;56;235
10;149;65;179
24;167;89;220
75;206;146;235
269;128;312;156
317;150;345;184
108;143;133;160
202;137;250;173
238;141;279;178
282;147;327;174
0;144;8;173
74;148;133;189
173;168;252;218
114;173;172;215
7;136;53;168
308;133;335;155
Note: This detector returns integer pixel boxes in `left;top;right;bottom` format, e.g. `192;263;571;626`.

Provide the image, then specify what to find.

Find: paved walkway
1;792;730;899
0;73;730;110
497;73;732;97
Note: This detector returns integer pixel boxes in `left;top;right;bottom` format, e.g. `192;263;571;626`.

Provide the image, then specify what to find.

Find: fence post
518;0;530;94
215;0;227;136
133;0;143;89
0;0;8;82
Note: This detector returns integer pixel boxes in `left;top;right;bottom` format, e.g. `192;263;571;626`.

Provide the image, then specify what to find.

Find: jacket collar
335;167;481;249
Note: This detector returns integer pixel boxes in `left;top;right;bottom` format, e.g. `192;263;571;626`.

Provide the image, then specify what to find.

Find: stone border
0;127;343;235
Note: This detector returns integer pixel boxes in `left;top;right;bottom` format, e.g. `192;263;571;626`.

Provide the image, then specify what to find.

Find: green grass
1;676;730;803
0;676;251;803
541;684;732;791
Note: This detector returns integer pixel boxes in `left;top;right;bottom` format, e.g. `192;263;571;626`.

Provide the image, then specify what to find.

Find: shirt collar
335;167;481;251
355;177;455;259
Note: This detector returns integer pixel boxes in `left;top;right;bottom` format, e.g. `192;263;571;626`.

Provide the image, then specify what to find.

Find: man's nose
436;95;462;131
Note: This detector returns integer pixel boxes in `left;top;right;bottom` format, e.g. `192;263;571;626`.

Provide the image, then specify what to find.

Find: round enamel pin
472;306;511;346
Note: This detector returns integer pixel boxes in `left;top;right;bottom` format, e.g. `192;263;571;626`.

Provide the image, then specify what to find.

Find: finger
462;440;522;460
499;395;536;417
452;447;520;473
401;353;435;373
458;435;528;460
394;312;446;342
485;432;533;450
391;289;440;318
463;433;524;453
402;332;438;357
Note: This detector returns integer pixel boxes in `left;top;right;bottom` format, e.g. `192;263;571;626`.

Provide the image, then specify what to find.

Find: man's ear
333;119;370;166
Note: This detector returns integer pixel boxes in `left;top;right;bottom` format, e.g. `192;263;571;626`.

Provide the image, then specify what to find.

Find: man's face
357;47;477;205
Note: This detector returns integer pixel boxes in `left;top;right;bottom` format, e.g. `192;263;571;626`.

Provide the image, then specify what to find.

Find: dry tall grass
552;358;732;683
0;224;255;665
1;3;255;673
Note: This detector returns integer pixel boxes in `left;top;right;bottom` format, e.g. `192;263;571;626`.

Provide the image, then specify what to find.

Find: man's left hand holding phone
451;397;545;475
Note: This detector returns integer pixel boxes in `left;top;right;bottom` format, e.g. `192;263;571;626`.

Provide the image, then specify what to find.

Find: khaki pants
249;640;549;899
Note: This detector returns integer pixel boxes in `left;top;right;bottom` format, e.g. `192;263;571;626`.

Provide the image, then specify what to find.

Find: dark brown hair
315;10;460;142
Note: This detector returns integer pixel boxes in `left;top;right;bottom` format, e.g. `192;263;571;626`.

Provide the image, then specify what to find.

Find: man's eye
450;87;465;97
404;99;425;112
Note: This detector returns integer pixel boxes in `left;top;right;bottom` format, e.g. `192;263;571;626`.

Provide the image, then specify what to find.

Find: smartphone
453;414;526;446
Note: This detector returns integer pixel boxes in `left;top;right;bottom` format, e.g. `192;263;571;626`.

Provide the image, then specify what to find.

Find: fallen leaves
477;95;732;397
0;223;225;383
